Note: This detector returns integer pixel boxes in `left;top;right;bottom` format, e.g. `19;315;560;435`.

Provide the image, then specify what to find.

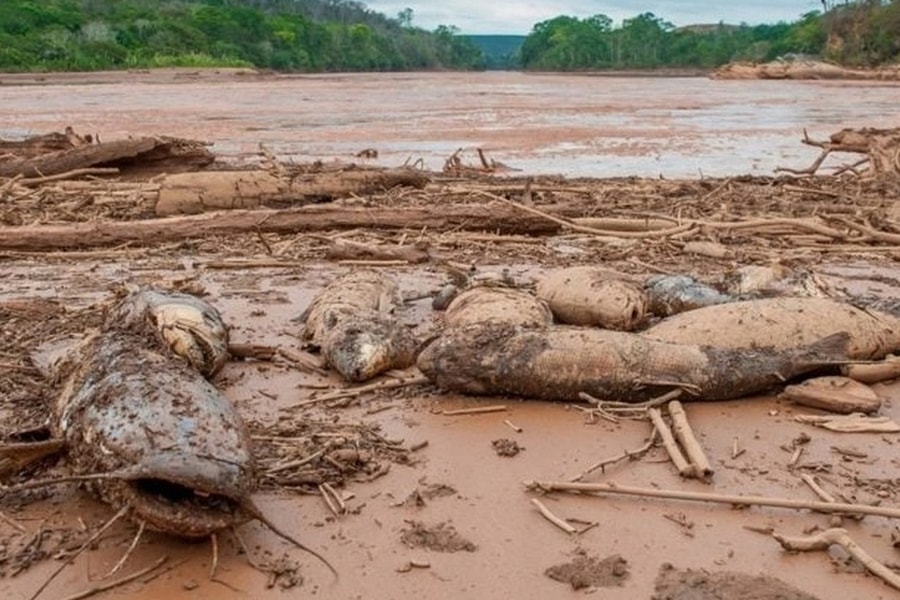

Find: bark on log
0;136;213;178
155;168;430;216
0;204;560;251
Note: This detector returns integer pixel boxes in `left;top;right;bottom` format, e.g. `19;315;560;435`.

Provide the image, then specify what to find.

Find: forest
520;1;900;70
0;0;898;73
0;0;484;71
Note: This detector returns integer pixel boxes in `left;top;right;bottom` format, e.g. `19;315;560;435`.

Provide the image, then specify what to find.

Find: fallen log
155;168;430;216
0;203;560;251
0;136;213;178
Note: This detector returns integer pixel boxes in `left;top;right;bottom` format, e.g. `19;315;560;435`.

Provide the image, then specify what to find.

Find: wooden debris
0;203;560;251
442;405;508;416
0;135;212;179
569;427;658;482
773;528;900;591
775;128;900;177
325;238;431;263
524;480;900;520
647;408;693;478
794;413;900;433
530;498;577;534
843;354;900;384
155;168;428;216
781;376;881;414
668;400;714;479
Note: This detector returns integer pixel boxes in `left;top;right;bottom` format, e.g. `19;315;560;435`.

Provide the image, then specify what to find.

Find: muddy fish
53;329;254;538
104;286;230;377
301;271;418;382
644;297;900;360
644;275;731;317
443;286;552;329
417;323;848;403
536;266;647;330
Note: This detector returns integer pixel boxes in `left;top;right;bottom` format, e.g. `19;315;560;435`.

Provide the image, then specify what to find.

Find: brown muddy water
1;70;900;177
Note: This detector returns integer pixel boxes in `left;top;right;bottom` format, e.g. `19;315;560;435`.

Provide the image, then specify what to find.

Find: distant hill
464;35;525;69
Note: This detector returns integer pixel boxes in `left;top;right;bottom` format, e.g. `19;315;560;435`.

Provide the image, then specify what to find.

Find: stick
530;498;577;535
442;405;507;416
647;408;693;477
774;528;900;591
523;481;900;520
504;419;523;433
569;427;658;482
290;372;429;408
19;168;120;187
667;401;713;479
799;473;836;503
104;521;145;579
58;556;169;600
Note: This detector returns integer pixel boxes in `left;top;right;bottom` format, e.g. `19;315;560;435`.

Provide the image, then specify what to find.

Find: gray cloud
363;1;823;34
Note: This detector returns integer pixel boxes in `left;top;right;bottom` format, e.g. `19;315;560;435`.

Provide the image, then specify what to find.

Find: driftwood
776;128;900;177
155;168;430;216
0;135;213;179
0;203;560;251
794;413;900;433
324;238;431;263
774;528;900;591
842;354;900;384
0;127;87;158
781;376;881;414
524;480;900;520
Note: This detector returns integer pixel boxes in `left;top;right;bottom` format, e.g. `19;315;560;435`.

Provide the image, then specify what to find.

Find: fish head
105;451;255;538
105;288;229;377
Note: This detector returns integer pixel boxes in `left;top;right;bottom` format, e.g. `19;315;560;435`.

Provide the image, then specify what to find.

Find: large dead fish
53;329;254;538
301;271;418;382
443;286;552;329
417;323;849;403
5;289;334;572
644;297;900;360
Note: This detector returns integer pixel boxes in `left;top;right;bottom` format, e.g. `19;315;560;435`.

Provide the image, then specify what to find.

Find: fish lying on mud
644;297;900;360
536;266;648;330
417;322;849;403
53;329;254;538
4;288;334;572
301;271;419;382
443;286;552;329
104;286;230;377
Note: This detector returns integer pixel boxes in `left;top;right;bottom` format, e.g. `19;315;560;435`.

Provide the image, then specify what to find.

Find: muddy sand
2;72;900;600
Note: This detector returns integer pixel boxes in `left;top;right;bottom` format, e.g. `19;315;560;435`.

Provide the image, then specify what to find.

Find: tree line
519;2;900;71
0;0;484;72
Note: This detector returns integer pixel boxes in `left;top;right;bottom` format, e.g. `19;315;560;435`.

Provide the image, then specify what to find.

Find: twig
59;556;169;600
266;449;325;475
30;506;129;600
569;427;658;482
799;473;836;503
731;437;745;459
530;498;576;535
291;372;429;408
504;419;523;433
647;408;693;477
773;528;900;590
104;521;145;579
318;484;341;517
19;168;120;187
442;405;507;416
668;400;714;479
209;533;219;580
523;480;900;520
320;482;346;515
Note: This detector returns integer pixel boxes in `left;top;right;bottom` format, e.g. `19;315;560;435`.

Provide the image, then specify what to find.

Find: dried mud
2;71;900;600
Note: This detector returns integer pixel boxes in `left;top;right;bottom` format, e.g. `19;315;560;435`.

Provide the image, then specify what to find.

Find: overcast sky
364;1;824;34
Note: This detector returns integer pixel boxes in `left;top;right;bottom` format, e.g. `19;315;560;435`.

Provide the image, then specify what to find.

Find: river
1;70;899;177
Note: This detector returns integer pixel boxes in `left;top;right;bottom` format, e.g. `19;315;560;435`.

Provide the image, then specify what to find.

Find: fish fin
800;331;852;364
0;439;66;480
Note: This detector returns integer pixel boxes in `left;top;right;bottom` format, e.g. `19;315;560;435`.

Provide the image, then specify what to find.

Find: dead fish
443;286;552;329
302;271;418;382
417;323;849;403
104;286;229;377
644;275;731;317
644;297;900;360
53;330;254;538
5;289;335;576
536;266;647;330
